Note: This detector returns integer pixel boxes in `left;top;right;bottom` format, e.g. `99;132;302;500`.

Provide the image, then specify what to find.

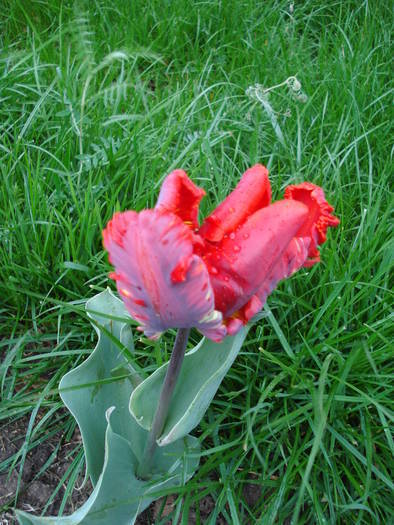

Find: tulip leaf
16;289;200;524
15;410;200;525
59;288;142;485
129;325;251;446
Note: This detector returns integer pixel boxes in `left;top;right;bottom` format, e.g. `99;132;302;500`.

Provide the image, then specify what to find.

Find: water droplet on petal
233;245;241;252
224;276;229;282
210;266;218;275
243;233;249;239
229;232;235;240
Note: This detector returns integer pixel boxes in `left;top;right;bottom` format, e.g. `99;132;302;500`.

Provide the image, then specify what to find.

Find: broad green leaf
15;409;200;525
16;290;200;524
59;288;141;485
129;325;250;446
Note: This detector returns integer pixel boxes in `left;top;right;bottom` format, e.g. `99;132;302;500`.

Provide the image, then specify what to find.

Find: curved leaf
16;289;200;524
129;324;251;446
59;288;141;485
15;409;200;525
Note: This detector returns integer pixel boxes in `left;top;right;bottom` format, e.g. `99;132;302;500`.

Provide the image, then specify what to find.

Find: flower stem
136;328;190;480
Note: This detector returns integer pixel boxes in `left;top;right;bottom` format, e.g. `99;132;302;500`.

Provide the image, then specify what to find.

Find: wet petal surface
203;200;308;319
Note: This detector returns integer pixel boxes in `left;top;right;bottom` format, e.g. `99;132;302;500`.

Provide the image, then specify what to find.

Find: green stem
136;328;190;480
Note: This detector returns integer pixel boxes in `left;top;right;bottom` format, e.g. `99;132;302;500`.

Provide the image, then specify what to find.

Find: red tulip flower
103;165;339;342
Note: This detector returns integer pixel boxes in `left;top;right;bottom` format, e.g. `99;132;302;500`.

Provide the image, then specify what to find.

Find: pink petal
103;209;226;341
155;169;206;229
226;318;244;336
199;164;271;242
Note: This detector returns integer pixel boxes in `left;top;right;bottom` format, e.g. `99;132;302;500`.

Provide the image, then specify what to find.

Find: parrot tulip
103;165;339;341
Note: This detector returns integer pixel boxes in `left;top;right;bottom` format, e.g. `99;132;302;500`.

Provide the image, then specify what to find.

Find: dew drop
229;232;235;240
243;233;249;239
224;276;229;282
233;245;241;252
210;266;219;275
229;207;235;213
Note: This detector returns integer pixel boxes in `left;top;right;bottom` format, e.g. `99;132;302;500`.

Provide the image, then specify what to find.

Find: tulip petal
103;210;226;341
242;294;264;322
215;184;339;334
155;169;206;229
284;182;340;265
205;200;309;319
255;236;311;306
199;164;271;242
226;318;244;336
249;184;340;313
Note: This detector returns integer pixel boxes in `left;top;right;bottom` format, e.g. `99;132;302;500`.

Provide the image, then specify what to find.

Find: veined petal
284;182;340;265
155;169;206;229
206;200;309;319
103;210;226;340
199;164;271;242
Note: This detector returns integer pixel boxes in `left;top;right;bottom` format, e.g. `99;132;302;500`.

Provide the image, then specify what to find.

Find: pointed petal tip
155;169;205;229
246;163;270;178
199;163;272;242
199;322;228;342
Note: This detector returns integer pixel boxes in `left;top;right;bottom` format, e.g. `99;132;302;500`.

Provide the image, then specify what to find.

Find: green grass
0;0;392;523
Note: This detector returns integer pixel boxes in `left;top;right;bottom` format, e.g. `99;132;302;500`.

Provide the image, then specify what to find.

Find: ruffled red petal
102;211;138;249
103;209;226;341
284;183;340;265
155;169;205;229
199;164;271;242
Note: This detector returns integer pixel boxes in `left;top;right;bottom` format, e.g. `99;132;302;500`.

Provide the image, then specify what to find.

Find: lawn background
0;0;392;523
